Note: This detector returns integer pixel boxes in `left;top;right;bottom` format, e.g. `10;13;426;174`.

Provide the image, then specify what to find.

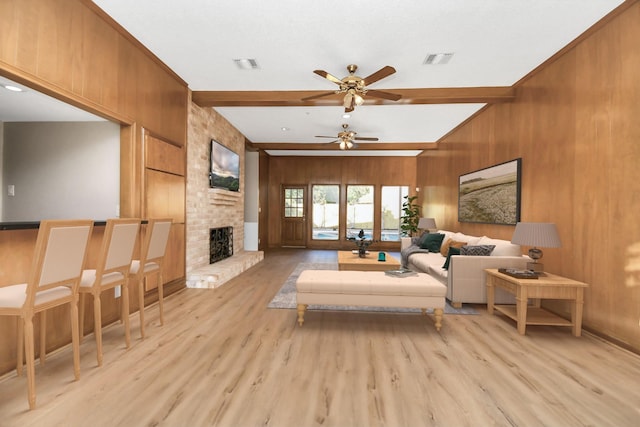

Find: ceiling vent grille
423;53;454;65
233;58;259;70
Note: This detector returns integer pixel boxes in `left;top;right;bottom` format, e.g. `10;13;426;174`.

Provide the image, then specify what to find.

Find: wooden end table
337;251;401;271
485;268;588;336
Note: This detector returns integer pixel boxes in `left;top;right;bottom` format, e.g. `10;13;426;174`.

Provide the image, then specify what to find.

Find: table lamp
417;217;437;234
511;222;561;273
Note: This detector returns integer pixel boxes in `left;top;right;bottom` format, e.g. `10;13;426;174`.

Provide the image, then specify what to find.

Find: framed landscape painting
458;158;521;225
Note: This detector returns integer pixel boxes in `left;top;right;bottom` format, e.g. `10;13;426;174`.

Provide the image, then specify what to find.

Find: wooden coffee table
337;251;401;271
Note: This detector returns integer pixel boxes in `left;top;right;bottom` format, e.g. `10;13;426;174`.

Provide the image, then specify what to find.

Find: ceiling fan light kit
306;63;400;149
303;63;402;112
315;123;378;151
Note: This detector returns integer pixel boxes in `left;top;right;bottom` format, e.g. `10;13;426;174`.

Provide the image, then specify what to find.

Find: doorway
281;186;306;247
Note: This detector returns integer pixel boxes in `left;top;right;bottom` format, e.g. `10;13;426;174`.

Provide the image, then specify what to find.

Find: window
346;185;374;239
284;188;304;218
381;186;408;241
312;185;340;240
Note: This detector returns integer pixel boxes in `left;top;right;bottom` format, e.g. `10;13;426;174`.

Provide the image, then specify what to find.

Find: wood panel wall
266;156;417;249
418;2;640;351
0;0;189;375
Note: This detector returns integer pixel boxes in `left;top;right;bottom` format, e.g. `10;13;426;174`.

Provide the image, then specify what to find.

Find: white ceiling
2;1;625;157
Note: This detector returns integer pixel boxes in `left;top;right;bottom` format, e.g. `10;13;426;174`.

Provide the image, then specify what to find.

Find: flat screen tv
209;140;240;192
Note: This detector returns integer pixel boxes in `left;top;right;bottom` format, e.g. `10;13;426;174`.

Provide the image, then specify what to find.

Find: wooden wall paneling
119;124;138;218
0;0;190;376
266;156;416;248
145;169;186;224
571;6;640;343
609;4;640;343
144;167;186;291
1;0;188;145
420;2;640;351
146;134;186;176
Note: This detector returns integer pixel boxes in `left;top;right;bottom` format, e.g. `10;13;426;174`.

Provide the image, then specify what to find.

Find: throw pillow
442;246;461;270
439;238;452;256
419;233;445;252
460;245;496;256
440;238;468;257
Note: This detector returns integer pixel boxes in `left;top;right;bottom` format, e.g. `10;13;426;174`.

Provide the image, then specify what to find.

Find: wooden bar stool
0;219;93;409
77;218;141;366
128;218;172;338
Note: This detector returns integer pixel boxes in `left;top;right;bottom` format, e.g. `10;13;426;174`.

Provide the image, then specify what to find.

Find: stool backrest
26;219;94;307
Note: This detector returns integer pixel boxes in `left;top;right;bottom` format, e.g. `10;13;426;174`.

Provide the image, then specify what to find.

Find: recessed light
281;127;290;131
233;58;259;70
423;53;454;65
2;84;24;92
342;113;351;119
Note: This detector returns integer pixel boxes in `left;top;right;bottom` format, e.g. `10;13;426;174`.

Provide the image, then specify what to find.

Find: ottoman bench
295;270;447;331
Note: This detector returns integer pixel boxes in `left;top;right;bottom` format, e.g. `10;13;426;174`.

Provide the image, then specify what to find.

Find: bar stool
128;218;172;338
78;218;140;366
0;219;93;409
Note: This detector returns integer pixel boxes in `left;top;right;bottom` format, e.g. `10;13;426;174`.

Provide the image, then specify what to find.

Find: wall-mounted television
209;140;240;192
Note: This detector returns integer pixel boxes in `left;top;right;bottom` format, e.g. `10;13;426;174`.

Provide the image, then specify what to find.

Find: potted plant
400;195;421;237
348;229;377;258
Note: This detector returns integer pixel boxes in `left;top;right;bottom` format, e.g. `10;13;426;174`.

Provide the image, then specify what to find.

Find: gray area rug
268;262;477;315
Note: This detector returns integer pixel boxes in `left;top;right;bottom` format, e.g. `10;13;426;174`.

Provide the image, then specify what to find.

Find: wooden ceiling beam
192;87;515;107
251;142;438;151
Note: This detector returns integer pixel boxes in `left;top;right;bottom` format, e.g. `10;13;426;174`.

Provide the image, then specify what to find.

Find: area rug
267;262;477;315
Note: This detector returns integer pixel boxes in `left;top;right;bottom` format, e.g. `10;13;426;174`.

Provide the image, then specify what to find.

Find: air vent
233;58;259;70
423;53;454;65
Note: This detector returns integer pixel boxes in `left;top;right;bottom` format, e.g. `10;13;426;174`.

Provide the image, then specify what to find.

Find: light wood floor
1;249;640;426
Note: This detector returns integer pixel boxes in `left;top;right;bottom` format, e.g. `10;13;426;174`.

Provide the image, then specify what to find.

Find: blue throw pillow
460;245;496;256
442;246;461;270
419;233;445;252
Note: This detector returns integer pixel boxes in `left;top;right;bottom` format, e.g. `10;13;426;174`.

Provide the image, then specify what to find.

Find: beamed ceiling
2;1;628;157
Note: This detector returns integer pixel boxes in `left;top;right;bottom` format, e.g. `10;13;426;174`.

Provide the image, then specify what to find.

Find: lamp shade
511;222;561;248
417;217;437;230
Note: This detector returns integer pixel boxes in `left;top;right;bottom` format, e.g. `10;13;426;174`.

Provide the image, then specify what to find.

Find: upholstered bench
295;270;447;331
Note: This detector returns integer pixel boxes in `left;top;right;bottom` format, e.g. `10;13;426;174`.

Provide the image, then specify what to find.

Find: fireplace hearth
210;227;233;264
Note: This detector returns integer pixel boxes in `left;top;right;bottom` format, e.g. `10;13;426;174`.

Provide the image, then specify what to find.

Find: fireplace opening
210;227;233;264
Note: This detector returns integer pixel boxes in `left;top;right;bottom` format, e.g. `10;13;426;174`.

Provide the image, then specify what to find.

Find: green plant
400;195;421;236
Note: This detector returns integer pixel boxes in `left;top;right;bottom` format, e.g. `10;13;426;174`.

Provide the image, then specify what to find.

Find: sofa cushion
442;246;461;270
419;233;445;252
477;236;522;256
436;230;456;242
460;245;495;256
408;251;444;274
439;238;468;257
452;232;482;245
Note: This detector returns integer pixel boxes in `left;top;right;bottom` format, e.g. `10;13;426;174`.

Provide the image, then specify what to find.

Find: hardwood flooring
1;248;639;426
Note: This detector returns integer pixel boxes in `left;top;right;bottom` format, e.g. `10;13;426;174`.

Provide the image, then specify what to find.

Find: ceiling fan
315;123;379;150
302;64;402;112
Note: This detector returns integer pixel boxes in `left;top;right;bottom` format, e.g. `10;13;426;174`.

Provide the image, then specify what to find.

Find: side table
485;268;588;336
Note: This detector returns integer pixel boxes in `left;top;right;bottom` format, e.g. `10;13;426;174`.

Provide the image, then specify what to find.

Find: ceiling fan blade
353;137;379;141
313;70;343;85
362;66;396;85
322;140;339;145
315;135;339;138
366;89;402;101
302;91;337;101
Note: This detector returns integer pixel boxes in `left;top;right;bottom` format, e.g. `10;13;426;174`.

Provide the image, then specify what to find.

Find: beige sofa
401;230;529;307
